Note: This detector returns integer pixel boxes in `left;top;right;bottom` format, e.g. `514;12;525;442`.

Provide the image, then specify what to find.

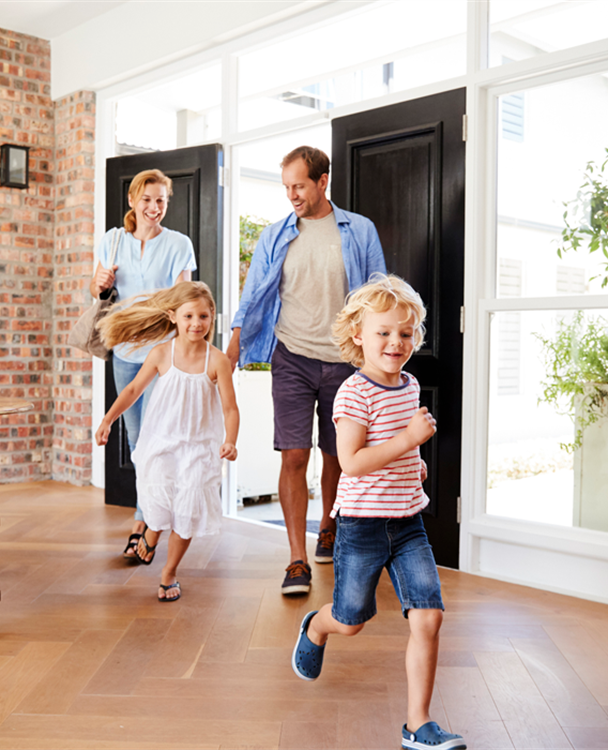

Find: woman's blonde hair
98;281;215;350
124;169;173;234
332;273;426;367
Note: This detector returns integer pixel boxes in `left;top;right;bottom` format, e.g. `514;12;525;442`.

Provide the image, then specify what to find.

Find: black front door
331;89;465;568
104;145;223;508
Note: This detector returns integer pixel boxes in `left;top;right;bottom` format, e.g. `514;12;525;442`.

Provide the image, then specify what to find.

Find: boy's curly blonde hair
332;273;426;367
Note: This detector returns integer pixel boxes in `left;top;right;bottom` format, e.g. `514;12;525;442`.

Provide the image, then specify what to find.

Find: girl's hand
420;459;428;482
95;420;112;446
405;407;436;448
220;442;237;461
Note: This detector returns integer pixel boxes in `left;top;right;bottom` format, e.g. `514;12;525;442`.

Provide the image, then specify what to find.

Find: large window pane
115;63;222;152
238;0;466;131
496;72;608;298
487;308;608;533
490;1;608;67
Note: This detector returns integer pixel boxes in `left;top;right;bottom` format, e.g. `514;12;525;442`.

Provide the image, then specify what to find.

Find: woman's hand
95;418;112;446
91;264;118;298
220;442;237;461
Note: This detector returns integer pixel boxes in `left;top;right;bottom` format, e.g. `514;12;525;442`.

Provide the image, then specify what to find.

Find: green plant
557;148;608;287
239;214;271;371
535;312;608;452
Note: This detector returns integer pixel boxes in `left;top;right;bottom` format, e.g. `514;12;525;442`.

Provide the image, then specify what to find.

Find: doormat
264;519;320;535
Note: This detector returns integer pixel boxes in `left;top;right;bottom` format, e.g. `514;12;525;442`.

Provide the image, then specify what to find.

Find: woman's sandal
134;526;157;565
158;581;181;602
122;533;142;560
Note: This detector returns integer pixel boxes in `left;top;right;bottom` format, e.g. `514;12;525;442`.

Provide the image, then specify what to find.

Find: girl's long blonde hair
124;169;173;234
98;281;215;349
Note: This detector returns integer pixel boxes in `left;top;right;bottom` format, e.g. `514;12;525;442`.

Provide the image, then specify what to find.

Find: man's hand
226;328;241;372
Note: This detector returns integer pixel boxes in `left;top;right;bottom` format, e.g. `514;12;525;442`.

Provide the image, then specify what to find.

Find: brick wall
52;91;96;484
0;27;96;485
0;29;54;482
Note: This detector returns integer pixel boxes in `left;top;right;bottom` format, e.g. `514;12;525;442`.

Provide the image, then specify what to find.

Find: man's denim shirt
232;202;386;367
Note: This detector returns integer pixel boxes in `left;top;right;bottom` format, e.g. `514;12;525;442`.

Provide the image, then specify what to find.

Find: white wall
51;0;325;99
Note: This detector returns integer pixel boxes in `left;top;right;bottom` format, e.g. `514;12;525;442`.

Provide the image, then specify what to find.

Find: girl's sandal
134;526;157;565
122;533;141;560
158;581;181;602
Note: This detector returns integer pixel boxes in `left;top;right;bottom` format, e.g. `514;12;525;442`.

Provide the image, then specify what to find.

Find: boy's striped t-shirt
331;371;429;518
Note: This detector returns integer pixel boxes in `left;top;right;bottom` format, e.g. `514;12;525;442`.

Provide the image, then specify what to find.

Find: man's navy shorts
271;340;355;456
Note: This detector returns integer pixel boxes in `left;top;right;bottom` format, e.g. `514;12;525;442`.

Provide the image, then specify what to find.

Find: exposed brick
0;27;95;487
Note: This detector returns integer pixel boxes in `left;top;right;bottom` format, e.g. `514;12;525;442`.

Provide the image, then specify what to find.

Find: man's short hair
281;146;330;183
332;273;427;367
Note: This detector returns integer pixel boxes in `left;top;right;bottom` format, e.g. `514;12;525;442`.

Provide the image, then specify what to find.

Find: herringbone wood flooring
0;481;607;749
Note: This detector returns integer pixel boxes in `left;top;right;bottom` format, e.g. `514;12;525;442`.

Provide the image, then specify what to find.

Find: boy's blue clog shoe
402;722;466;750
291;610;325;681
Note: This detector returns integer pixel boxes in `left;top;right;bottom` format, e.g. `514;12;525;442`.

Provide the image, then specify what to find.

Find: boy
291;274;466;750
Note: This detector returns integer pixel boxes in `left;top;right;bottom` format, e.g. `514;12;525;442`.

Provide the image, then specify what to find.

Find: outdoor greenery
557;148;608;287
239;214;271;371
535;312;608;452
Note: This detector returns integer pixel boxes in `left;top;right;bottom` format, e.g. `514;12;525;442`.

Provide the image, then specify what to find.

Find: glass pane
490;1;608;67
115;63;222;151
487;308;608;532
496;72;608;298
238;0;466;131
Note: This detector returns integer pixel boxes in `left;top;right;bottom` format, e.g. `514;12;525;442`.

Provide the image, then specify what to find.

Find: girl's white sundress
131;338;224;538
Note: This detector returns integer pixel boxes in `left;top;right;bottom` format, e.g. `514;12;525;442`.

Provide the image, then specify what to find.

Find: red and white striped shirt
331;371;429;518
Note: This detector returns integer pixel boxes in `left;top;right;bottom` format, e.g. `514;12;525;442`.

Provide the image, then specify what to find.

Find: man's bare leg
278;448;311;564
319;451;340;535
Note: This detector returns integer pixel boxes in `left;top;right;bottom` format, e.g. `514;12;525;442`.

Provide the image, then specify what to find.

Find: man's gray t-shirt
274;211;348;363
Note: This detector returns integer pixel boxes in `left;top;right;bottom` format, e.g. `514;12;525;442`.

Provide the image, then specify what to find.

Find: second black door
331;88;466;568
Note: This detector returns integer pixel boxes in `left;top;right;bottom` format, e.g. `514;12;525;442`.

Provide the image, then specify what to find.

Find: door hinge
457;496;462;524
460;306;465;334
218;166;229;188
216;313;230;336
462;114;468;142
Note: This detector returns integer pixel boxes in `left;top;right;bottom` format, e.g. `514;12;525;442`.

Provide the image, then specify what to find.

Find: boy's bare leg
307;603;365;645
279;448;311;563
404;609;443;732
159;531;191;600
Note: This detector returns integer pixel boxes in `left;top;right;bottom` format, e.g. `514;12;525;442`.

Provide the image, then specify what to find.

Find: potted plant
535;313;608;530
535;312;608;453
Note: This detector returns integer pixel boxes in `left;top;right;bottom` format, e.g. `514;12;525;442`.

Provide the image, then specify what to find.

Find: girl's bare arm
214;350;239;460
95;349;162;446
336;407;436;477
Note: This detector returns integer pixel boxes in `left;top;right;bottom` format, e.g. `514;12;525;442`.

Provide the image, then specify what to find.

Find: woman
90;168;197;560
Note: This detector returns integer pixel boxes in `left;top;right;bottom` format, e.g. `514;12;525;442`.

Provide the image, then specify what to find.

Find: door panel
104;145;223;509
332;89;465;568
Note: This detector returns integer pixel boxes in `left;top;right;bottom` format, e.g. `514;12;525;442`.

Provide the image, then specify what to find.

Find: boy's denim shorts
332;512;444;626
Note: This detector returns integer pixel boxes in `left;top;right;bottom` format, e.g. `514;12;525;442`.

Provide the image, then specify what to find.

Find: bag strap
108;227;122;267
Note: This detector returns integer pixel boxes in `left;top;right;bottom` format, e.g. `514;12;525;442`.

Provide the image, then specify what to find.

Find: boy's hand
220;442;237;461
95;420;112;446
405;407;436;447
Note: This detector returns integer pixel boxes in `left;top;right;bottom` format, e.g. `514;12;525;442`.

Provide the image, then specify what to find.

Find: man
227;146;386;595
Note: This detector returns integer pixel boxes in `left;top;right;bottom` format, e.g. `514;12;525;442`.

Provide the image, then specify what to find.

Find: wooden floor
0;483;607;750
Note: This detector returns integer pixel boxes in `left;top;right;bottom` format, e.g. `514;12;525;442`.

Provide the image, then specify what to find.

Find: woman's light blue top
97;227;197;363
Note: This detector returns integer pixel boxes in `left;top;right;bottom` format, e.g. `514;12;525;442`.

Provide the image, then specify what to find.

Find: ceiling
0;0;128;40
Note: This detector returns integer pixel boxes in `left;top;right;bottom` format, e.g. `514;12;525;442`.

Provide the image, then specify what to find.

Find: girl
95;281;239;602
90;169;197;560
